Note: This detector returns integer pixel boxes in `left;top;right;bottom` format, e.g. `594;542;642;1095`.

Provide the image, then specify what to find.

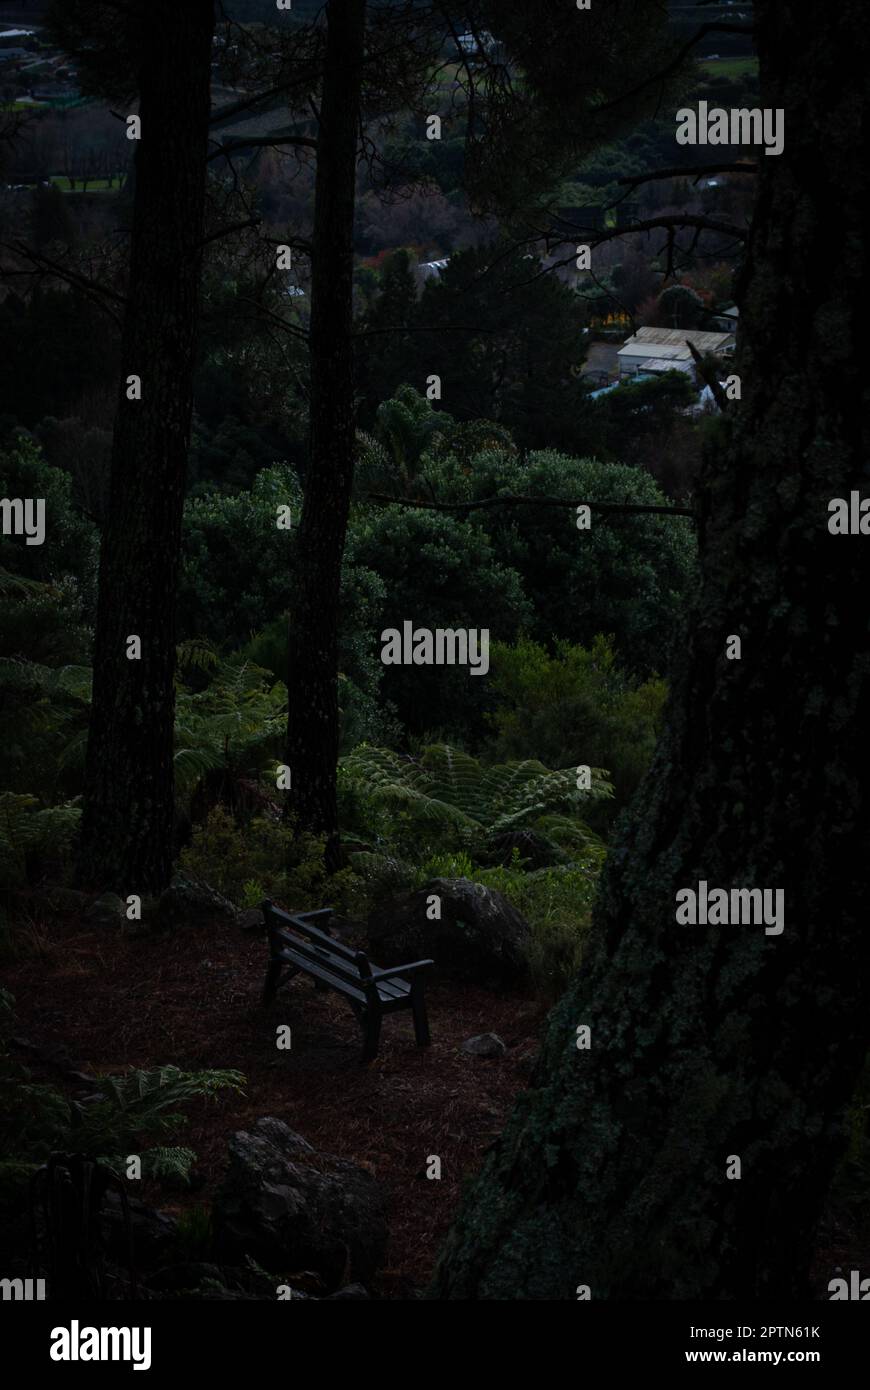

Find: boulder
158;872;236;930
212;1117;387;1292
101;1192;178;1269
84;892;126;926
461;1032;507;1059
368;877;531;987
33;886;89;915
236;907;264;933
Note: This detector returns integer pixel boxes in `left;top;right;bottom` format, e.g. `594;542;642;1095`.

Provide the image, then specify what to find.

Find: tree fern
342;743;612;862
174;658;286;799
1;992;245;1193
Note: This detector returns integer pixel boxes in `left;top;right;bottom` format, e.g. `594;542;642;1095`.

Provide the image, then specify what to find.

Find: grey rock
236;907;265;933
158;872;236;930
461;1032;507;1059
35;886;89;914
212;1117;387;1292
324;1283;371;1299
368;877;532;987
84;892;126;926
101;1193;178;1268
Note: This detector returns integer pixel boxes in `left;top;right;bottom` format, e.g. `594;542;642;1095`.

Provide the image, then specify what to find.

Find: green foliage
357;384;456;497
416;243;590;450
342;742;611;863
469;860;601;1001
179;805;365;915
0;656;91;801
0;990;244;1196
345;508;531;740
485;635;668;815
0;438;98;609
347;845;602;1002
655;284;706;329
586;371;698;466
418;447;696;676
174;657;286;803
62;1066;244;1180
0;792;82;889
179;464;301;648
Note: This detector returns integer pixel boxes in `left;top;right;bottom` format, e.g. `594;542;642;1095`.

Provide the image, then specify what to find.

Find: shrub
0;989;244;1199
342;742;611;863
485;634;667;816
178;805;366;916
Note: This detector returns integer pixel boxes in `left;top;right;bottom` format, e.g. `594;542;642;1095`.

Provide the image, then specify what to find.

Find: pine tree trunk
77;1;214;894
285;0;366;861
432;0;870;1299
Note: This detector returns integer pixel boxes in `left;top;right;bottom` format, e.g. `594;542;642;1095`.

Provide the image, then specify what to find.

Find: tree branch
0;241;126;324
595;23;755;113
617;163;758;192
207;134;317;162
364;492;696;520
196;216;262;250
687;340;730;412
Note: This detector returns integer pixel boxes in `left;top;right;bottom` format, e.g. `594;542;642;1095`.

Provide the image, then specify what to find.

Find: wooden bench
261;900;433;1061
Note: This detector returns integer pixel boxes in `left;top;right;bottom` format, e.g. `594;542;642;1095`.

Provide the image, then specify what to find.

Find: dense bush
0;437;98;615
485;634;667;815
414;445;696;675
179;464;301;646
178;805;365;916
345;508;532;740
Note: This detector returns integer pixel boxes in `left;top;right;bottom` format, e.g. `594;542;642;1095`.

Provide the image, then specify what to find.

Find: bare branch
207;134;317;162
196;216;262;250
364;492;696;521
595;23;755;113
687;340;730;411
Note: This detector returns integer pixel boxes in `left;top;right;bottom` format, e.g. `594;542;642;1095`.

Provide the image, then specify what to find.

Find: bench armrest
368;959;434;983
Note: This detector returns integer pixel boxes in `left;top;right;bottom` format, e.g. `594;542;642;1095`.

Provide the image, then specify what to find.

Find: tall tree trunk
286;0;366;862
77;0;214;894
432;0;870;1299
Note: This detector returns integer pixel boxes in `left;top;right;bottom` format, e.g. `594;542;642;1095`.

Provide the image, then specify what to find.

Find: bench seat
261;900;433;1061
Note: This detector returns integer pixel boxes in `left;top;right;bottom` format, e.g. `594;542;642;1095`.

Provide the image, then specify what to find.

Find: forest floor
4;906;544;1298
6;904;867;1300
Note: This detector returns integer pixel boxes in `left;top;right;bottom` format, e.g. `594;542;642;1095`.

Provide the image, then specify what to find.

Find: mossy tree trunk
432;0;870;1299
285;0;366;862
77;0;214;893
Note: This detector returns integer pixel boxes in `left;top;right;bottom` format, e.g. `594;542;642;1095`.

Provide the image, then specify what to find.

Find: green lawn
49;176;121;193
702;57;759;79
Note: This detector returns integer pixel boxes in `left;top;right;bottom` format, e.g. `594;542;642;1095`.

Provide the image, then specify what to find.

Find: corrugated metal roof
634;357;695;374
618;341;692;359
629;327;733;348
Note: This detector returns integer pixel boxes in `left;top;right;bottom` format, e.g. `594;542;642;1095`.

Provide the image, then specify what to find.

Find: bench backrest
262;901;376;995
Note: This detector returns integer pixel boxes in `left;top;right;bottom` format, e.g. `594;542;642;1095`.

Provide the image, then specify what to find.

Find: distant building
416;257;449;289
455;30;499;62
617;326;735;379
711;305;739;332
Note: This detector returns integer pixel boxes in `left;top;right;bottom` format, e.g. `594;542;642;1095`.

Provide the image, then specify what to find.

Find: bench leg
411;987;431;1048
361;1008;382;1062
262;960;283;1005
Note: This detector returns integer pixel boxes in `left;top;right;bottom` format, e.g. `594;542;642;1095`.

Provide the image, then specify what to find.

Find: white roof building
617;326;735;377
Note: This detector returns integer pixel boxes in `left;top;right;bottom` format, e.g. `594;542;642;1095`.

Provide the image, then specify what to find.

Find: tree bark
432;0;870;1299
285;0;366;862
77;0;214;893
